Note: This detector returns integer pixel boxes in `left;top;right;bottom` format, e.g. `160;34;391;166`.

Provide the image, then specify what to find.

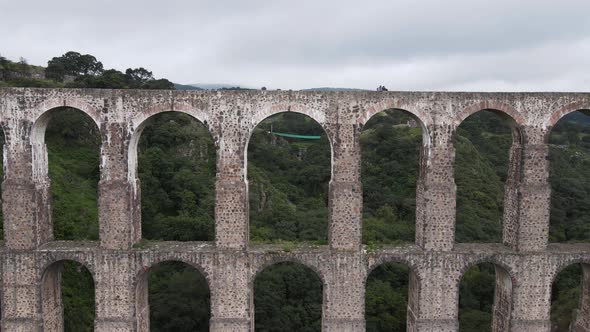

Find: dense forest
0;52;588;331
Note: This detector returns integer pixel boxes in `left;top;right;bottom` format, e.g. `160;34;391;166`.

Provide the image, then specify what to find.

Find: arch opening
454;110;520;243
133;112;216;241
136;260;211;332
253;261;323;331
361;109;426;245
548;110;590;243
41;260;95;332
458;262;512;332
551;263;590;331
33;107;101;240
365;262;416;331
247;112;331;243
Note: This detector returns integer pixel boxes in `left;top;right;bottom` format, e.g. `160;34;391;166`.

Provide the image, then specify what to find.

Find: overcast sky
1;0;589;91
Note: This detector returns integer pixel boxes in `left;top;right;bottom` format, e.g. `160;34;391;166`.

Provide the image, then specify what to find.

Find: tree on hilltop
46;51;104;81
0;54;9;79
126;67;153;82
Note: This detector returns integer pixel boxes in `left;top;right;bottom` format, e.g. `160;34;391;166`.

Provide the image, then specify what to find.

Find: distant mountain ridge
174;83;203;90
187;83;243;90
301;87;369;92
175;83;368;92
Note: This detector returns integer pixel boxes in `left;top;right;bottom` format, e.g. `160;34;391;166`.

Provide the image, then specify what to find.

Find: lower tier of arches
0;241;588;332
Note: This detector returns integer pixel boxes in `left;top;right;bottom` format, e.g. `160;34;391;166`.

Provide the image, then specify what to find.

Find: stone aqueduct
0;87;588;332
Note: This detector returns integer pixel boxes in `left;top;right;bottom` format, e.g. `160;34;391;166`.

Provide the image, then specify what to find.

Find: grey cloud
1;0;589;91
216;0;590;65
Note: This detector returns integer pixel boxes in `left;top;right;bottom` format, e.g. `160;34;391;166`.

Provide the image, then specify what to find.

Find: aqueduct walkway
0;88;589;331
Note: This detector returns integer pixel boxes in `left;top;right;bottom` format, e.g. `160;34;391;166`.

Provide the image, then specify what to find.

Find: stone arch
32;98;102;133
245;111;333;243
364;258;421;331
546;101;590;134
550;258;590;284
546;108;590;244
357;100;433;148
456;256;517;283
356;98;433;125
362;106;431;150
135;259;211;332
366;256;422;283
40;259;96;332
453;105;524;246
39;255;96;280
29;106;102;242
454;103;524;160
456;259;514;332
130;102;210;133
552;256;589;273
248;104;327;133
251;256;326;287
244;110;334;180
128;105;213;182
30;104;102;182
454;105;524;145
549;259;590;331
251;259;324;331
360;107;430;245
544;103;590;147
128;109;217;242
455;101;525;129
136;256;211;283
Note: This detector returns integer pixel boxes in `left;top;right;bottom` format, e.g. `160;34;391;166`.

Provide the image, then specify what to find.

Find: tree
46;51;104;81
17;57;30;77
125;67;154;84
0;54;10;80
141;78;175;90
68;69;127;89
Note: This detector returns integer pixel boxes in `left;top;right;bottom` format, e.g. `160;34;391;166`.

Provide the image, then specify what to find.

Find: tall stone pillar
215;130;248;249
95;253;136;332
406;268;421;331
210;253;250;332
1;118;53;331
415;124;456;251
40;262;66;332
1;116;52;330
508;126;550;252
501;134;523;249
1;253;42;331
328;123;362;251
492;265;513;332
205;113;250;330
322;253;364;332
410;255;459;332
3;122;52;249
98;122;140;250
508;257;552;332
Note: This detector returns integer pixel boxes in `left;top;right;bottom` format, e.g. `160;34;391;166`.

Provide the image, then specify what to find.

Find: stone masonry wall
0;88;589;331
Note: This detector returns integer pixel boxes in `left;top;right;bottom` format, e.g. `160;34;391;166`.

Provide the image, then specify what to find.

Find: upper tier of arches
15;90;585;175
2;88;590;250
